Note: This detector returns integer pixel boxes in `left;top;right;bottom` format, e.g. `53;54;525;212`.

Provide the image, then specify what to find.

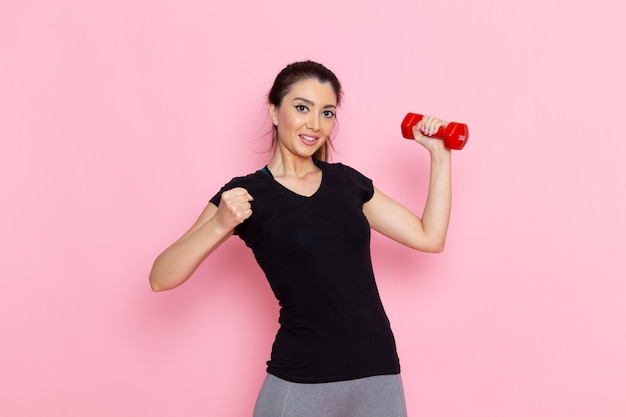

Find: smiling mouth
300;134;318;142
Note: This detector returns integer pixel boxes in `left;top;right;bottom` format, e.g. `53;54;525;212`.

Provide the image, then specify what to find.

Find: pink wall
1;0;625;415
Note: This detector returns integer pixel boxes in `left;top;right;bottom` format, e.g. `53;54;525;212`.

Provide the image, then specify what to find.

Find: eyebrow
292;97;337;109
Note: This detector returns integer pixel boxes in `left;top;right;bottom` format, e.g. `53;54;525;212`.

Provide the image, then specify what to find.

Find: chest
271;170;322;198
246;183;370;255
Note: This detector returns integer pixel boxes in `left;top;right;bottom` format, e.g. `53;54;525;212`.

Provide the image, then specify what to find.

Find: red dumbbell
401;113;469;150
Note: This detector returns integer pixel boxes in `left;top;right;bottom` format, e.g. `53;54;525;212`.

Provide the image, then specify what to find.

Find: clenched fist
411;115;450;153
214;187;254;231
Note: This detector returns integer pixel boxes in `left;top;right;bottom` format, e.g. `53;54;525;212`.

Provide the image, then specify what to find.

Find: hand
214;187;254;231
411;115;450;153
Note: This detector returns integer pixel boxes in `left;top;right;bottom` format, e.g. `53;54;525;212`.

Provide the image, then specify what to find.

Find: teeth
301;135;316;142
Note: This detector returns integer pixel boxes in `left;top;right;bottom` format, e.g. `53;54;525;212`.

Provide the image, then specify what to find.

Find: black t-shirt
210;161;400;383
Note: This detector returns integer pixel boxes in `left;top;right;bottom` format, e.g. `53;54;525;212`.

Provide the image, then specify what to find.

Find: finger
242;208;253;220
227;187;252;196
420;116;447;136
230;194;254;208
238;201;252;211
226;200;251;217
237;188;254;201
225;187;247;197
234;205;253;222
223;188;254;202
420;115;437;136
412;121;425;139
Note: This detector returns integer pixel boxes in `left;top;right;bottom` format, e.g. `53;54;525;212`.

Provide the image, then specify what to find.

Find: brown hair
268;61;343;162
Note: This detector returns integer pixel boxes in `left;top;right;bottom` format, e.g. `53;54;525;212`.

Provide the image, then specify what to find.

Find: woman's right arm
149;187;253;292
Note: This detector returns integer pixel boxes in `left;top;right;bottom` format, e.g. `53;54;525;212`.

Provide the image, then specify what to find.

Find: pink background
1;0;625;416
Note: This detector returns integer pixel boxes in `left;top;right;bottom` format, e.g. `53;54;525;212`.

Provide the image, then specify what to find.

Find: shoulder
317;161;374;201
317;160;370;179
210;168;272;205
223;169;270;188
318;161;372;184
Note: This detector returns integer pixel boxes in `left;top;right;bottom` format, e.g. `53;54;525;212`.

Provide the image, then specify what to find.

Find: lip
299;134;320;146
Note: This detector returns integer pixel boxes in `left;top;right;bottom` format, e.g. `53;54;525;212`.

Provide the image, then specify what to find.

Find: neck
267;148;319;178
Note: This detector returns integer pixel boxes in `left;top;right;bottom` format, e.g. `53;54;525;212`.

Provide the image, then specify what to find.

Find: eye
322;110;335;118
295;105;308;113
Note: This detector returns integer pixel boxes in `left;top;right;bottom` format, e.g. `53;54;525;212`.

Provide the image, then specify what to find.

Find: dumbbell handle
401;113;469;150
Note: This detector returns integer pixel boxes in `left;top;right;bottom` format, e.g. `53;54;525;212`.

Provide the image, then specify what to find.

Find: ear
268;104;278;126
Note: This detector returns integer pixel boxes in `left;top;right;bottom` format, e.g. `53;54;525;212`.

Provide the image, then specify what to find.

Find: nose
307;114;321;131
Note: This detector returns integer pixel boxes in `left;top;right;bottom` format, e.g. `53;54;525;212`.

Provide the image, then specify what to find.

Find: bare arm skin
362;116;452;252
149;187;253;292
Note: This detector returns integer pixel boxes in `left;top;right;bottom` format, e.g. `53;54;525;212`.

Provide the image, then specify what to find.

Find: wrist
430;147;452;164
206;215;235;239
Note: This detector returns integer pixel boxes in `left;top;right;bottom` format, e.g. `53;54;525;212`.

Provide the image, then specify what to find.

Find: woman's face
269;78;337;160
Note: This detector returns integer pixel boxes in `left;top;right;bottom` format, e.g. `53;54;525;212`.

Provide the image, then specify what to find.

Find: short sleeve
340;163;374;203
209;174;253;207
209;185;227;207
207;176;252;237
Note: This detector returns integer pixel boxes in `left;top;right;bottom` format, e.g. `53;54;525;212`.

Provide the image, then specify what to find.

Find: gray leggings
253;373;408;417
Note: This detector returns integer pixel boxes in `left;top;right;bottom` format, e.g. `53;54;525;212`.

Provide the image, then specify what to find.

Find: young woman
149;61;452;417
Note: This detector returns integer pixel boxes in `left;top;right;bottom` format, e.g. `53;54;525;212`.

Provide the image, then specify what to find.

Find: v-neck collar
261;160;324;199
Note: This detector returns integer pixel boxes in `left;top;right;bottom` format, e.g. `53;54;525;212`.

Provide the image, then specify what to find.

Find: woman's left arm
362;116;452;252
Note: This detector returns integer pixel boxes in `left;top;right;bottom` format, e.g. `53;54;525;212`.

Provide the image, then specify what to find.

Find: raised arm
149;187;253;292
362;115;452;252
